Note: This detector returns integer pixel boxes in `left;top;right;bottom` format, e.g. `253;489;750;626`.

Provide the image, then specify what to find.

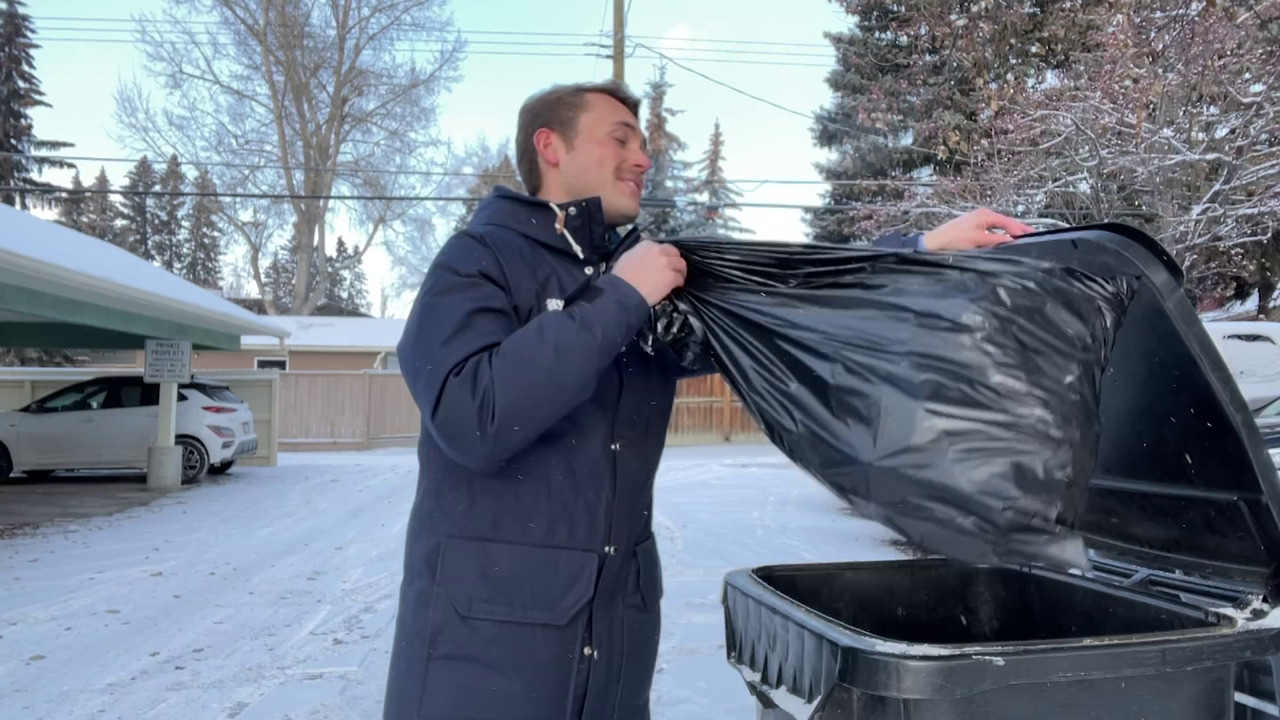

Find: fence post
721;377;734;442
269;372;281;466
368;368;376;448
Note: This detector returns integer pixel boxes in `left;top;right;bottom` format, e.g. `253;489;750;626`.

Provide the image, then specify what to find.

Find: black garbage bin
721;223;1280;720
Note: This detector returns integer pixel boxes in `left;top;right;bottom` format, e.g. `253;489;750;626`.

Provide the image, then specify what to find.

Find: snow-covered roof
241;316;406;352
1203;320;1280;407
0;205;289;344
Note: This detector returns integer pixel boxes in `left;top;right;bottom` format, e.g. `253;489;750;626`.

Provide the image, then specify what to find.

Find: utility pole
613;0;625;83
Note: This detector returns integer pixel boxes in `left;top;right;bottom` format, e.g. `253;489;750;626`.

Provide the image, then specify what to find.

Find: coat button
583;645;595;657
610;441;621;451
568;206;578;216
584;266;595;275
604;545;618;555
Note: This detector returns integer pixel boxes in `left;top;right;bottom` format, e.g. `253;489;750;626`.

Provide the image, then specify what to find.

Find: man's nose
633;147;653;172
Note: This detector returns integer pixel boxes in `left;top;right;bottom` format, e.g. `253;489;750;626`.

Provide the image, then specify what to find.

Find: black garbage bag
638;237;1137;572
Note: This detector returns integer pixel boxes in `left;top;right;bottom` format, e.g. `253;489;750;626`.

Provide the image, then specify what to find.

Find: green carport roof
0;205;290;351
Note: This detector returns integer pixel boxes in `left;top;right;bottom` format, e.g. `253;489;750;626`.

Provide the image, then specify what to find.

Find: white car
0;375;258;485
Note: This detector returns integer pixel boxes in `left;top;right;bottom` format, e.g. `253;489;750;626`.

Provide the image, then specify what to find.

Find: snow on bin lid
991;223;1280;593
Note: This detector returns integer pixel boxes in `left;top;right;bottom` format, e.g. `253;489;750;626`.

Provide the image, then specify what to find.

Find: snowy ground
0;444;907;720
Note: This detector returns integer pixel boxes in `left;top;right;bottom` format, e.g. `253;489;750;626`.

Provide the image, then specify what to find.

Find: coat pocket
616;534;665;717
634;533;664;610
419;536;599;720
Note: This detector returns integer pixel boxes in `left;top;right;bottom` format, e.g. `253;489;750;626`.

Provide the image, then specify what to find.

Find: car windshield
194;385;242;404
35;382;109;412
1259;399;1280;418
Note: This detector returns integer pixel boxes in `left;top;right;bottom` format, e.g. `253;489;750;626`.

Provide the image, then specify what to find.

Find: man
384;80;1034;720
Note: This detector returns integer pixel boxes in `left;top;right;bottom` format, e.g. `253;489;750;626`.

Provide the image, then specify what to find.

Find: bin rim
733;560;1248;655
722;562;1280;702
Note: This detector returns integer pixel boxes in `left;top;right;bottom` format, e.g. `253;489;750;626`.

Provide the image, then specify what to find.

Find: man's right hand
611;239;687;306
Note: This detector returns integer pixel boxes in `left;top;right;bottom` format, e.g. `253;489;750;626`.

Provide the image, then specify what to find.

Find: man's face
556;93;651;225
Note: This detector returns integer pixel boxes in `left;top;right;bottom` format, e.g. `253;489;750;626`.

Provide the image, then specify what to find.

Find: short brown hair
516;80;642;196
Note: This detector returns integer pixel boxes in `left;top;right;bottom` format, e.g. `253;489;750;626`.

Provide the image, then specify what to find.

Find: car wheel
0;443;11;482
208;460;235;475
177;438;209;485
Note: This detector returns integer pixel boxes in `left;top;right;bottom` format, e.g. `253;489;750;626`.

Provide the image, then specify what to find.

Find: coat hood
467;185;628;265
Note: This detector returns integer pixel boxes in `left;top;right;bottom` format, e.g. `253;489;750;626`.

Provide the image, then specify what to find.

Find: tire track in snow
0;450;416;720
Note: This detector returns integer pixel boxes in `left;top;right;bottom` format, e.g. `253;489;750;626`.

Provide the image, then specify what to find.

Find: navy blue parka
383;185;920;720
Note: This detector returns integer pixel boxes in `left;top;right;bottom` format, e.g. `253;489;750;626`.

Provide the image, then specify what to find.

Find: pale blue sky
28;0;850;314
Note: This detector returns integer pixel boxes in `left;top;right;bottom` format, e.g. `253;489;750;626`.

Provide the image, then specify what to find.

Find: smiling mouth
619;179;641;197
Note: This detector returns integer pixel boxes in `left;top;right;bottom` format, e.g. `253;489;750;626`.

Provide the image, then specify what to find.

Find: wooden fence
276;370;765;451
667;374;767;445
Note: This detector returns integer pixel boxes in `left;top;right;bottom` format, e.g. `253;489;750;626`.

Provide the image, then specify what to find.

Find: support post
157;381;177;447
613;0;625;83
147;381;182;490
144;338;190;490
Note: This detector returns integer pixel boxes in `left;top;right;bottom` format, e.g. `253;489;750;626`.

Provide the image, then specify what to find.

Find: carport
0;205;290;489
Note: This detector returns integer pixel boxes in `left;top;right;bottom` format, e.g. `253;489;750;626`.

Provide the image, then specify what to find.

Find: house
82;315;407;372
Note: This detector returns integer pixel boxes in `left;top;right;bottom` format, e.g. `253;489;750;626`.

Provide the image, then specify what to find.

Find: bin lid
991;224;1280;595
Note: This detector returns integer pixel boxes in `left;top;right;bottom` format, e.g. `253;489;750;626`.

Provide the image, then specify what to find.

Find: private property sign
144;339;192;384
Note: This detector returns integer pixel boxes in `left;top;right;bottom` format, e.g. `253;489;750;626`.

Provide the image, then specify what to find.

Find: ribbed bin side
724;580;842;704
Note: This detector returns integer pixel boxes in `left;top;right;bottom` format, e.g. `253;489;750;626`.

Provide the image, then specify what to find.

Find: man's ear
533;128;563;168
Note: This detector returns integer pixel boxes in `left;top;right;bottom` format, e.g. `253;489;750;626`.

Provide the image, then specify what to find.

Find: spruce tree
265;249;295;311
56;170;87;231
453;153;522;234
691;119;752;238
326;238;351;305
806;0;1108;243
345;247;369;313
152;154;187;273
182;168;223;289
0;0;72;210
264;237;323;312
120;156;158;260
636;63;692;238
324;237;370;313
0;2;79;367
81;167;120;245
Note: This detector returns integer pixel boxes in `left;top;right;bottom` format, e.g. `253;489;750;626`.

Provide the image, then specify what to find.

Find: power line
39;27;590;51
2;184;1156;217
32;37;596;59
628;50;829;68
0;184;835;209
12;152;505;179
35;36;832;66
630;34;827;49
631;42;942;157
32;15;831;47
43;25;835;59
35;35;830;67
3;152;1017;188
30;18;835;63
5;185;474;202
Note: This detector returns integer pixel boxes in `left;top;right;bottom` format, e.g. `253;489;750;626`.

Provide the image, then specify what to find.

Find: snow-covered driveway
0;444;906;720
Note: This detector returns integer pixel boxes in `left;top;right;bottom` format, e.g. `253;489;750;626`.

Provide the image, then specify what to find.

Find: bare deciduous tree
381;135;513;297
113;0;464;315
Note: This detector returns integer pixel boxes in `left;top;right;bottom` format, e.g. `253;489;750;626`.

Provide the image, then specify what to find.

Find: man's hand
612;239;687;306
922;208;1036;251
